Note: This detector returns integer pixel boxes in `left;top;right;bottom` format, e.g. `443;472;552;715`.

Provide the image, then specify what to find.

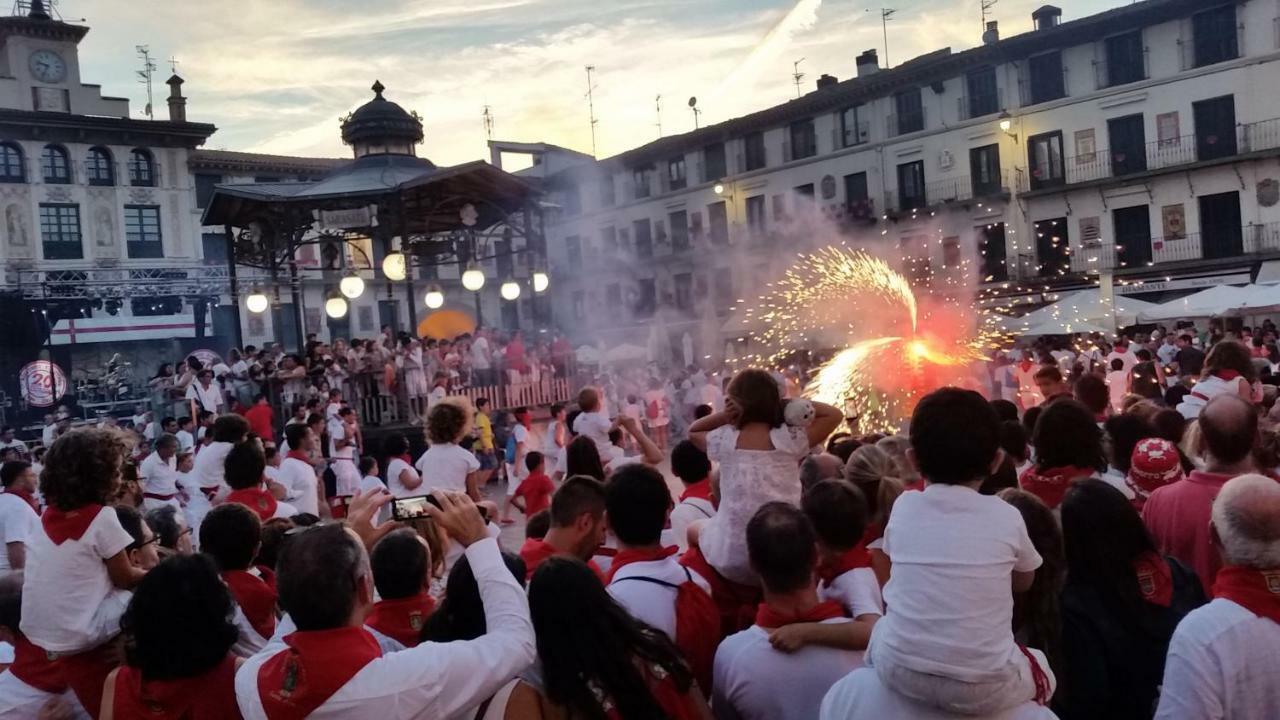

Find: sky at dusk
67;0;1119;165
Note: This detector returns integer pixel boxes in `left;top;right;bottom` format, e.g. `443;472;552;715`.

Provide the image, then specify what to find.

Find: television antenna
792;58;805;98
136;45;157;119
866;8;896;66
688;96;701;130
584;65;599;157
981;0;998;32
482;105;495;141
655;94;663;138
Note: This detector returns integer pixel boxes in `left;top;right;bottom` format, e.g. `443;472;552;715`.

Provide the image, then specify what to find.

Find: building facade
521;0;1280;358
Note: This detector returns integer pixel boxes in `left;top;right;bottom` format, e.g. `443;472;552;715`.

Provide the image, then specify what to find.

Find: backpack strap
678;499;713;519
611;574;681;590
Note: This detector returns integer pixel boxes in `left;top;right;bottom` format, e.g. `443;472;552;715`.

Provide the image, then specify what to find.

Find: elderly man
1144;395;1259;594
1155;475;1280;719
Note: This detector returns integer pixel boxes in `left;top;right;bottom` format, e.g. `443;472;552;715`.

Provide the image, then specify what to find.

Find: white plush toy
784;398;815;427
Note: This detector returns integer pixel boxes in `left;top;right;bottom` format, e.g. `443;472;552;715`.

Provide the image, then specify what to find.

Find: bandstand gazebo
202;81;548;349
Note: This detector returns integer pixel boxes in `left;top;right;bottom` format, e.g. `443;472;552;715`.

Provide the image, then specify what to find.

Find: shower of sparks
732;246;1010;434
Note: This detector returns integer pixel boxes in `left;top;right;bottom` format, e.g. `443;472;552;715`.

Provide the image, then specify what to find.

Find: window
708;201;728;245
599;174;616;207
1104;31;1145;87
565;235;582;270
1112;205;1152;268
667;156;687;191
601;226;618;256
1192;4;1238;68
86;147;113;186
636;278;657;318
562;185;581;216
1107;114;1147;176
965;67;999;118
0;143;23;182
844;172;870;218
970;144;1002;196
572;291;586;321
746;195;766;236
789;118;816;160
195;173;222;209
794;184;815;199
201;232;228;265
893;89;924;135
1033;217;1070;278
1193;95;1237;161
125;205;163;259
40;145;70;184
713;271;734;309
897;161;926;211
841;105;868;147
1027;52;1065;105
633;219;653;258
1028;131;1065;190
1199;191;1243;259
979;223;1008;282
633;167;651;199
703;143;726;182
668;210;689;251
674;273;693;311
128;148;155;187
253;176;281;183
39;203;82;260
744;131;766;171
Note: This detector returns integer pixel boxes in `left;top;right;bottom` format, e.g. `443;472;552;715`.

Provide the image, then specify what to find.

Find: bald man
1143;395;1259;594
1155;475;1280;720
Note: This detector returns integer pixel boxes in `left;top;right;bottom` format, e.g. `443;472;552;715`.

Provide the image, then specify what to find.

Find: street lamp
245;288;269;314
324;292;349;319
998;110;1018;142
382;251;407;282
461;261;486;291
532;270;550;293
500;279;521;301
339;272;365;299
713;183;725;195
424;284;445;309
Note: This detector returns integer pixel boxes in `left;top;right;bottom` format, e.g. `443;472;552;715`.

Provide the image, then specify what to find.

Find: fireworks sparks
733;246;1007;433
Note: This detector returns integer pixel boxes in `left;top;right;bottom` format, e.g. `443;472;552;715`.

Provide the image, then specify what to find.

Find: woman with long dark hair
1056;480;1205;719
564;435;606;482
997;488;1064;679
1019;399;1113;510
492;557;711;719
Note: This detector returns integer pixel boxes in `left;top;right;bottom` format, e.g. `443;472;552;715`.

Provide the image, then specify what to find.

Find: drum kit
72;353;135;403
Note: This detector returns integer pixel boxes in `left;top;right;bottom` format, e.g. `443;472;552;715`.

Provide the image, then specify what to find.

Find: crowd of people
0;324;1276;718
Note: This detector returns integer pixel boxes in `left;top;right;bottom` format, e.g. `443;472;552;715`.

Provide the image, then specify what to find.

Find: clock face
29;50;66;84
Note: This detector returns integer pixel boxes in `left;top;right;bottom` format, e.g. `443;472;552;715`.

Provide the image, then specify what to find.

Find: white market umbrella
1139;284;1280;321
1003;289;1159;332
1019;318;1113;337
606;343;649;363
575;345;602;364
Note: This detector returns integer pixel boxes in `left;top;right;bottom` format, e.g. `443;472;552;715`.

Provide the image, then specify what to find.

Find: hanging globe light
324;292;349;319
461;262;486;291
339;272;365;299
245;289;269;314
532;271;550;293
500;280;521;301
424;284;445;309
382;251;407;281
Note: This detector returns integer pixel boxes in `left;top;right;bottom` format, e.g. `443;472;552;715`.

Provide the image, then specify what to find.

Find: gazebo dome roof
341;80;424;150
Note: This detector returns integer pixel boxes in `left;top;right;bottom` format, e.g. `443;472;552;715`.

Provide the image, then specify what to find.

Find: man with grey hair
1155;474;1280;719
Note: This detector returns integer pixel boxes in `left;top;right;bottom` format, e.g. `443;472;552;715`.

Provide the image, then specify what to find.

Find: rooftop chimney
856;49;880;77
982;21;1000;45
815;74;838;90
1032;5;1061;31
165;74;186;123
28;0;50;20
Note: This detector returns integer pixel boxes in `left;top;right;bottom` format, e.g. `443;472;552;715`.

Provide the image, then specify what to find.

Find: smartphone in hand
390;494;489;523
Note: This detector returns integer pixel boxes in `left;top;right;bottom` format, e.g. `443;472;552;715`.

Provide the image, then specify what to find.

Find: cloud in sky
69;0;1117;165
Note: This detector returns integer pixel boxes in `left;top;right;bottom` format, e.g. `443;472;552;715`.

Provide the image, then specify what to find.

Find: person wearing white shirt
327;407;361;497
184;370;224;415
417;415;481;501
175;417;196;454
278;424;322;517
192;415;250;504
571;388;613;459
234;491;534;720
542;403;567;472
669;441;716;551
820;668;1059;720
1155;474;1280;720
383;434;423;499
470;329;493;387
0;462;39;572
712;503;863;720
0;573;91;720
39;417;56;450
500;410;532;524
1107;341;1139;376
0;427;27;457
137;435;182;511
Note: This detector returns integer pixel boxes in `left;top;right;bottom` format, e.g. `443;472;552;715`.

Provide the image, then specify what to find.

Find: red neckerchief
754;600;845;629
10;633;66;693
817;545;873;586
860;522;884;546
679;480;712;503
397;453;413;466
519;539;559;582
1018;465;1095;509
605;546;679;584
223;567;278;639
257;627;382;719
226;486;278;522
1019;359;1035;373
286;450;311;464
365;592;436;648
41;504;105;545
6;487;38;514
1213;565;1280;623
1134;551;1173;607
112;654;239;720
1215;369;1241;380
903;480;925;493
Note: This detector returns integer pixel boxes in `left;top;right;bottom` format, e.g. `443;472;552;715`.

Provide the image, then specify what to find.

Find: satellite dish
688;96;698;108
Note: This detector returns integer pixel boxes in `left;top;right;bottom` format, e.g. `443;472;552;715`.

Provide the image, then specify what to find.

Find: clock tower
0;0;129;116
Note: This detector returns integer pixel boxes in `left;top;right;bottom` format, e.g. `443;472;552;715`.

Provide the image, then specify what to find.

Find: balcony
1093;48;1149;89
1020;117;1280;194
888;108;926;137
958;89;1003;121
883;171;1011;214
